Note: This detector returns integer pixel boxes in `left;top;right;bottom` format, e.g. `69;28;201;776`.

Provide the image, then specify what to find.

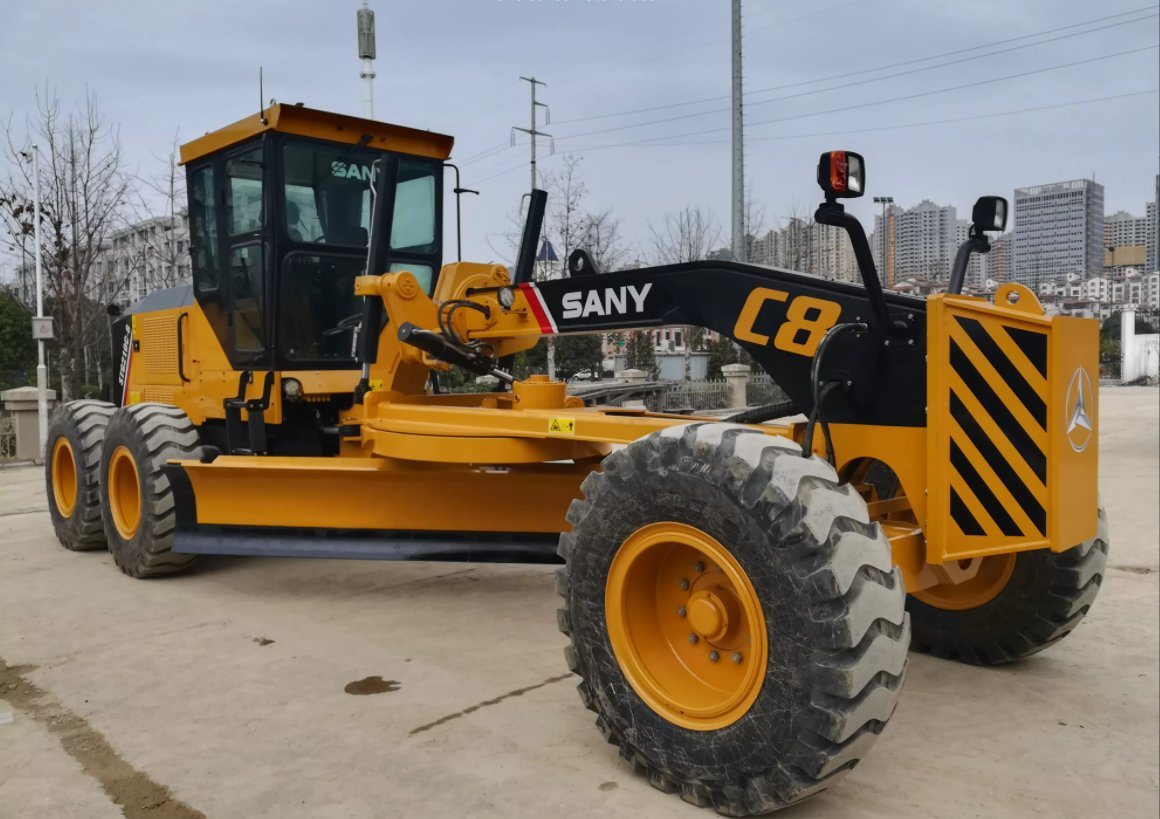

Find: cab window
226;148;264;235
188;164;219;292
391;158;437;254
282;140;374;246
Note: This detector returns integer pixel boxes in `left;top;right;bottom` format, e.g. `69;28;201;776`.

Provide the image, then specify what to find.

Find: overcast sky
2;0;1158;267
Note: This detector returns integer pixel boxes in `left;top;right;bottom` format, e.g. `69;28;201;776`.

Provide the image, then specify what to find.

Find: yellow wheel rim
911;554;1017;611
108;446;142;540
605;522;767;731
51;437;78;517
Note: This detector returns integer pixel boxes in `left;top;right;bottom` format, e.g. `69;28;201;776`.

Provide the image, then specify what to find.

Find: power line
553;43;1160;149
553;88;1160;153
552;15;1158;141
551;5;1158;127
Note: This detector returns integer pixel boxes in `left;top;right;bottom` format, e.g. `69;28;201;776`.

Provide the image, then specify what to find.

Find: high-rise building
1013;178;1104;290
872;200;957;283
750;219;855;282
1104;209;1152;249
986;232;1013;283
1150;173;1159;271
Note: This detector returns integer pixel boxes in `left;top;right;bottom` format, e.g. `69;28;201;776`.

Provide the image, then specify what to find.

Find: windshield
282;140;376;246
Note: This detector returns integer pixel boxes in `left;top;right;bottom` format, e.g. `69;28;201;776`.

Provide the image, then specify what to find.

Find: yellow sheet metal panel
925;289;1098;562
179;456;587;533
179;104;454;165
1048;315;1099;549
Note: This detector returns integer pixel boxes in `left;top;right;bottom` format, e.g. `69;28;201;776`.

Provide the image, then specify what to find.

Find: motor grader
44;104;1108;815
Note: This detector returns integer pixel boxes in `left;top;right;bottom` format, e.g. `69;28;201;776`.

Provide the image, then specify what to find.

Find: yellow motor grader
44;104;1107;814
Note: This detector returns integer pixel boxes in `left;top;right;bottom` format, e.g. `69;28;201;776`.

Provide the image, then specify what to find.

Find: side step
173;525;563;564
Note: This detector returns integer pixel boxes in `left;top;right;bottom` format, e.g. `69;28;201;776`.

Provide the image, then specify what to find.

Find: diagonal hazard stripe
950;412;1043;537
950;486;986;536
954;316;1046;428
1004;325;1047;378
948;469;1002;538
949;438;1022;537
949;338;1046;481
951;385;1053;512
981;321;1048;399
949;322;1046;440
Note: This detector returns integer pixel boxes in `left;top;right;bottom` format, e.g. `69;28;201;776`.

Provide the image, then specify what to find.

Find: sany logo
330;160;373;182
561;284;652;320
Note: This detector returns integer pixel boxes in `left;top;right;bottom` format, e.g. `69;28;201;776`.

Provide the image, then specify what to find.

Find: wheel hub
605;522;768;731
108;445;142;540
51;437;78;518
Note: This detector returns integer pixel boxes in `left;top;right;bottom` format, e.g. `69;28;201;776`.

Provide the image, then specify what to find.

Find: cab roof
179;103;454;165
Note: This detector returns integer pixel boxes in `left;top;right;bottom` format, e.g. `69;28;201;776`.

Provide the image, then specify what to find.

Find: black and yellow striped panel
946;315;1049;539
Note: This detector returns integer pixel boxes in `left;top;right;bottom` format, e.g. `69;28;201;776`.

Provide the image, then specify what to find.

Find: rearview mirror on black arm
817;151;865;199
971;196;1008;233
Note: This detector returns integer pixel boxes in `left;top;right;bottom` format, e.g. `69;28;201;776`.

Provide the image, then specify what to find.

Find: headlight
282;377;303;402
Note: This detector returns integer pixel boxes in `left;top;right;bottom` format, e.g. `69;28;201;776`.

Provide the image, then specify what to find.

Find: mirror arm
815;200;904;336
947;229;991;296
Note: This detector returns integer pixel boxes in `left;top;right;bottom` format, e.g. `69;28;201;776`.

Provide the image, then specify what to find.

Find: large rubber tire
44;400;115;551
907;506;1109;665
99;403;203;578
557;423;910;816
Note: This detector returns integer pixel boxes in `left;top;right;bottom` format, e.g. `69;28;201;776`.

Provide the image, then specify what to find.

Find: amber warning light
817;150;865;199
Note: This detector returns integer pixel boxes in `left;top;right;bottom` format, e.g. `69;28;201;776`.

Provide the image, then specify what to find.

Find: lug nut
694;561;705;573
688;633;699;645
677;606;687;618
731;652;743;664
708;651;720;663
679;578;690;591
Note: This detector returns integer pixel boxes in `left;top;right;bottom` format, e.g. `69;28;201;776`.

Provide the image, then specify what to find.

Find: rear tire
907;506;1109;665
557;423;910;815
44;400;115;551
99;403;203;578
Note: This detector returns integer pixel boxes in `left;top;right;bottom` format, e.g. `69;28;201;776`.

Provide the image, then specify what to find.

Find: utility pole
731;0;745;262
513;76;551;194
357;1;377;118
19;145;49;457
512;76;556;377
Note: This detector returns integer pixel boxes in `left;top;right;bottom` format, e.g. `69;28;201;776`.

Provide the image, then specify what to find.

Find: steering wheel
322;313;363;338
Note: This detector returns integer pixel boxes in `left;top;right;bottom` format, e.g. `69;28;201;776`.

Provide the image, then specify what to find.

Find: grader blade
162;456;579;562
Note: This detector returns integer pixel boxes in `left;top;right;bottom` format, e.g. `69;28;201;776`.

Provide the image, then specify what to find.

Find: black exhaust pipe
513;189;547;285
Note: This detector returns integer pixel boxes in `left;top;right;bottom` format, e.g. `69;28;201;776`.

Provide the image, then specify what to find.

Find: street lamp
18;144;50;459
873;195;893;285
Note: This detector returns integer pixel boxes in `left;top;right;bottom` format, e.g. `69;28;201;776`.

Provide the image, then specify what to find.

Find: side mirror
817;151;865;199
971;196;1008;233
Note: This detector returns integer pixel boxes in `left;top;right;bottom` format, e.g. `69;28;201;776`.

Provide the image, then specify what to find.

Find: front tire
99;403;203;578
907;506;1109;665
45;400;115;551
557;423;910;815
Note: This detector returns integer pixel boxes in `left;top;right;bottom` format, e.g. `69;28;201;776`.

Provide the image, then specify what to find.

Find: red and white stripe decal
518;282;558;335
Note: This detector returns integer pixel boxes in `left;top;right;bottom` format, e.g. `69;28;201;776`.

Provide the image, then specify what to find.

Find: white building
1013;178;1104;290
750;219;856;282
871;200;958;285
96;214;192;303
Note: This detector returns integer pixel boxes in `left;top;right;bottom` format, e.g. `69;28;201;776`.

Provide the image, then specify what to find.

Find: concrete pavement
1;387;1157;818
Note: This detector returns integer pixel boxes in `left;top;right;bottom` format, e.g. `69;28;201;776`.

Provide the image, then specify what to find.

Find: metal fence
747;373;789;407
647;380;731;413
0;415;16;461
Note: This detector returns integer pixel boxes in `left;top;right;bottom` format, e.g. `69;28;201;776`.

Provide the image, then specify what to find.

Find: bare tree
579;209;625;273
742;187;767;264
0;87;134;398
123;133;190;294
649;206;721;380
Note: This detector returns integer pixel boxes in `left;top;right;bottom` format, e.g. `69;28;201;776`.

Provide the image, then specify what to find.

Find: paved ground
1;387;1157;819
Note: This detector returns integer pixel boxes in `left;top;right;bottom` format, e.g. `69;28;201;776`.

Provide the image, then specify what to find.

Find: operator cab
179;104;453;370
